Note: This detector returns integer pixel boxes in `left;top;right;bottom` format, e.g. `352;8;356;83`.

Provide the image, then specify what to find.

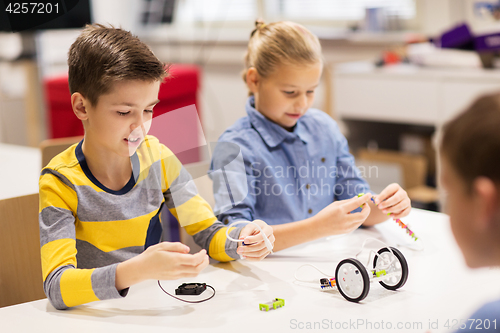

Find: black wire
157;281;216;303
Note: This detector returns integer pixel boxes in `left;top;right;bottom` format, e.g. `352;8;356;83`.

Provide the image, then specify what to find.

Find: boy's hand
375;183;411;220
237;219;275;261
314;193;372;235
139;242;209;280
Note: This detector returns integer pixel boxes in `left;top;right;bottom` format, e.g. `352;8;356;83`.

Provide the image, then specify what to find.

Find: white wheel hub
337;263;365;299
376;252;402;286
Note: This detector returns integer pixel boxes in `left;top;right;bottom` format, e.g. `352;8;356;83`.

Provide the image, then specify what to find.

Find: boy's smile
250;62;322;131
71;79;161;190
124;121;151;152
81;79;161;158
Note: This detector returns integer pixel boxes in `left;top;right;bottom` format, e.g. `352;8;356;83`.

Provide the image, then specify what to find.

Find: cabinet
334;62;500;126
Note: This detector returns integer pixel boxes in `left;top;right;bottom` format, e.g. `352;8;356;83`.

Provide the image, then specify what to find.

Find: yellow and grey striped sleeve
159;144;243;262
39;171;125;310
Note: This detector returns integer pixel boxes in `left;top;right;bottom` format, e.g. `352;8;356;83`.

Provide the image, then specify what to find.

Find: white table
1;209;500;333
0;143;40;200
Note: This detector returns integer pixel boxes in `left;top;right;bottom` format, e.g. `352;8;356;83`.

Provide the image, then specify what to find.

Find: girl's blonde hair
242;20;323;95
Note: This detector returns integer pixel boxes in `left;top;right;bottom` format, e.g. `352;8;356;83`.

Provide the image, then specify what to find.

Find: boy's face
440;157;482;268
252;62;322;130
83;80;161;157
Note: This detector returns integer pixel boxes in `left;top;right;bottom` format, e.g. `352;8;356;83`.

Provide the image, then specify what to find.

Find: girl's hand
375;183;411;220
314;193;372;235
237;219;275;261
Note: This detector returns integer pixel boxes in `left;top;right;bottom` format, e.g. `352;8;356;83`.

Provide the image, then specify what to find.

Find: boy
440;93;500;331
39;24;274;310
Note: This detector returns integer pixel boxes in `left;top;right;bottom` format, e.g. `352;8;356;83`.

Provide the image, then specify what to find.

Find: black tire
335;258;370;302
373;247;409;290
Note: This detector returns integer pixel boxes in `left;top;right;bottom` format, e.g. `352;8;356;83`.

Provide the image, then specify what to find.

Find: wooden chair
39;136;83;169
0;136;82;307
357;148;439;203
358;148;427;189
0;193;45;307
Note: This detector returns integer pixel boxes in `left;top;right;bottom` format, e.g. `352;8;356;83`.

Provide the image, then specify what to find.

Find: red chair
44;64;202;163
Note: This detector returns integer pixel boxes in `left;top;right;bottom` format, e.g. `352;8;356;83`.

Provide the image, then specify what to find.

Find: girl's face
249;62;322;130
440;156;483;268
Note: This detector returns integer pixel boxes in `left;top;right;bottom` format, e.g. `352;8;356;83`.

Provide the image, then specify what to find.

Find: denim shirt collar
246;96;311;148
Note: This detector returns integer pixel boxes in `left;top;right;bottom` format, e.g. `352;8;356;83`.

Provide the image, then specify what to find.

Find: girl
210;20;411;253
439;93;500;329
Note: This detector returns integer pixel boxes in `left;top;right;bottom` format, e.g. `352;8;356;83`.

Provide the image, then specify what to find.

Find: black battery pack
175;283;207;295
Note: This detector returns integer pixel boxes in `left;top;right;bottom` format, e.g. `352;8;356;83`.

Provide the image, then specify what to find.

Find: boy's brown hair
68;24;167;106
441;93;500;191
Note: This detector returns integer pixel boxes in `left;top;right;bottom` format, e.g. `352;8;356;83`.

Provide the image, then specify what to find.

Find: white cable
355;238;396;270
225;220;274;254
294;264;335;283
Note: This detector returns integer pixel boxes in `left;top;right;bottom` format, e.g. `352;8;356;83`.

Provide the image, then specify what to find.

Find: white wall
0;62;29;145
463;0;500;34
90;0;143;33
416;0;500;36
